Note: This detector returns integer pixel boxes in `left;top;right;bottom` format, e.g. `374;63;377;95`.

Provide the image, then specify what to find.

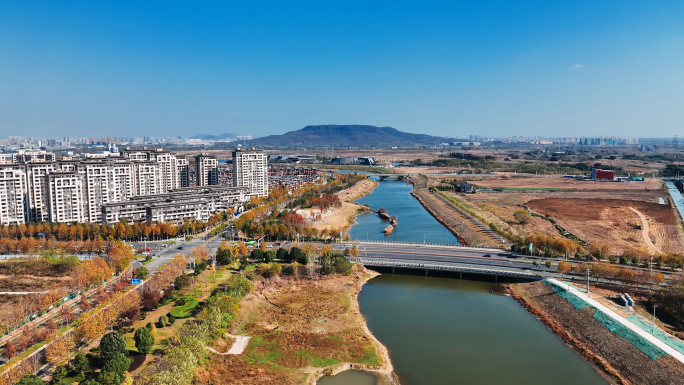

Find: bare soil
465;175;662;191
459;189;683;255
512;282;684;385
528;198;682;255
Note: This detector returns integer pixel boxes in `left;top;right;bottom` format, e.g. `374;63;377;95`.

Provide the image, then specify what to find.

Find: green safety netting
626;316;684;356
544;280;668;360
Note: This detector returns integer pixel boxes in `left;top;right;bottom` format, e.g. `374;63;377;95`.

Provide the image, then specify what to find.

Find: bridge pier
425;269;428;276
459;272;462;279
392;267;395;274
495;275;498;283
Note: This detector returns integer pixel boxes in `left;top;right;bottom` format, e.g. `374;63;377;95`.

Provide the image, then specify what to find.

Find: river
319;177;608;385
348;178;460;244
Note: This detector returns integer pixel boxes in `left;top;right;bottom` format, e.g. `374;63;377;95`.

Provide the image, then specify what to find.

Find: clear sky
1;1;683;139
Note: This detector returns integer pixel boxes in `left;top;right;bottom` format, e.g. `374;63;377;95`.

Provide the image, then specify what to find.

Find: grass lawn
169;299;199;318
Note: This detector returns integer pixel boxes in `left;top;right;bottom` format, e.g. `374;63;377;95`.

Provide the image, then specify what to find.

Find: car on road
483;254;492;257
177;246;184;250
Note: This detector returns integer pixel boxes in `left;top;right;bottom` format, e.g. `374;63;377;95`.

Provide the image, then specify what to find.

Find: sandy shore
299;179;379;233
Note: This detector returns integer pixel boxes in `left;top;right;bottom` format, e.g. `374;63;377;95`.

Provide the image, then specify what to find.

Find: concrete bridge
367;173;411;181
356;258;543;282
353;241;546;282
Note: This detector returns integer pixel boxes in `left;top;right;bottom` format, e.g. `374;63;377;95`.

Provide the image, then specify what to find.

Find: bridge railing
356;239;507;250
354;258;542;280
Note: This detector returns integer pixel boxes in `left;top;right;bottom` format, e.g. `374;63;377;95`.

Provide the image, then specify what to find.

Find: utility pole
586;268;591;294
652;304;657;333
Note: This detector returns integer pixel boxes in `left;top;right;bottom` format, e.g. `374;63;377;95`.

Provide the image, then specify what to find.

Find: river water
319;176;608;385
348;178;460;244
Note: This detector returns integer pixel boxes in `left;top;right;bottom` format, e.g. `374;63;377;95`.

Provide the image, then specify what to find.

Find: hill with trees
233;125;457;148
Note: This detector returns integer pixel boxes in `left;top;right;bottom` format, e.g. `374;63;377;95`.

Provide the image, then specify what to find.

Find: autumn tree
513;210;531;224
556;261;571;280
2;340;16;359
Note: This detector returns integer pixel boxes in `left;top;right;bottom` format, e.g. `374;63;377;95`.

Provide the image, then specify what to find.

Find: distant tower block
674;135;679;149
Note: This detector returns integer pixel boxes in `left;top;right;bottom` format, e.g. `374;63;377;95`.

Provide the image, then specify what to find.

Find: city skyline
1;1;683;139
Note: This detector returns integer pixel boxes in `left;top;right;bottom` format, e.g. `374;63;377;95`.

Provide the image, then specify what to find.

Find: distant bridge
367;173;412;180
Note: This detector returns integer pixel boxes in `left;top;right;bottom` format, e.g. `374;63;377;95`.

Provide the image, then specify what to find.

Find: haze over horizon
1;1;683;139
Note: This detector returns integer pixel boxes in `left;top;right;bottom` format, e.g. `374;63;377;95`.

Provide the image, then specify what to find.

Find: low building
102;185;248;224
591;168;615;181
460;182;474;193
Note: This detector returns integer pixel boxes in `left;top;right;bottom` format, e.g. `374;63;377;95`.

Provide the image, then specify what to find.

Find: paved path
206;334;251;355
547;278;684;364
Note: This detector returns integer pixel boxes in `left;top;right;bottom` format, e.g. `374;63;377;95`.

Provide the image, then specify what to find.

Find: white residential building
0;165;28;225
47;171;88;223
232;148;268;197
195;153;218;186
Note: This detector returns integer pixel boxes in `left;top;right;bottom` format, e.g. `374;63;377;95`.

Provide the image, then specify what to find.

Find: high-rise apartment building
195;153;218;186
0;165;28;225
232;148;268;197
0;148;258;225
46;171;88;223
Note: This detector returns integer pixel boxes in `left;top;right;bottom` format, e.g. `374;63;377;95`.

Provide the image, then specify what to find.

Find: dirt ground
298;202;369;232
462;175;662;191
457;189;683;255
527;198;682;255
298;179;378;233
200;265;397;385
336;179;379;203
512;282;684;385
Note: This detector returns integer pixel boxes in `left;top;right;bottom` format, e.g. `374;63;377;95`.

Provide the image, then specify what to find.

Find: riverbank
407;177;498;247
509;282;684;385
299;179;379;234
203;264;398;385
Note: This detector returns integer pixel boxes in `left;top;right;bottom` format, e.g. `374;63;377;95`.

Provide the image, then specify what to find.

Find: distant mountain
240;125;457;148
190;132;241;140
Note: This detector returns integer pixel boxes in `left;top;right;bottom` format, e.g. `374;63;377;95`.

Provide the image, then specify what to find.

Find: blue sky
1;1;683;139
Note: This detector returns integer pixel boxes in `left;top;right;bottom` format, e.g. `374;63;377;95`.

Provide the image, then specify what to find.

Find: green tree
135;266;149;279
99;332;128;361
101;352;132;380
194;260;207;274
16;375;44;385
134;327;154;355
264;250;276;263
276;247;288;261
71;352;89;375
51;365;68;384
544;260;553;270
250;249;264;261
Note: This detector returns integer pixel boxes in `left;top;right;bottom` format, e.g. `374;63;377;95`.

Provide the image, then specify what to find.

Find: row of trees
557;261;666;289
0;254;186;385
0;213;227;244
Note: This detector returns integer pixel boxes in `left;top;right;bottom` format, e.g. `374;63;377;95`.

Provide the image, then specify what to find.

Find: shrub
251;249;264;261
71;352;89;375
246;272;256;281
51;365;68;384
174;274;190;290
135;266;149;280
157;316;169;328
264;250;276;263
167;314;176;324
276;248;288;261
139;311;147;320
